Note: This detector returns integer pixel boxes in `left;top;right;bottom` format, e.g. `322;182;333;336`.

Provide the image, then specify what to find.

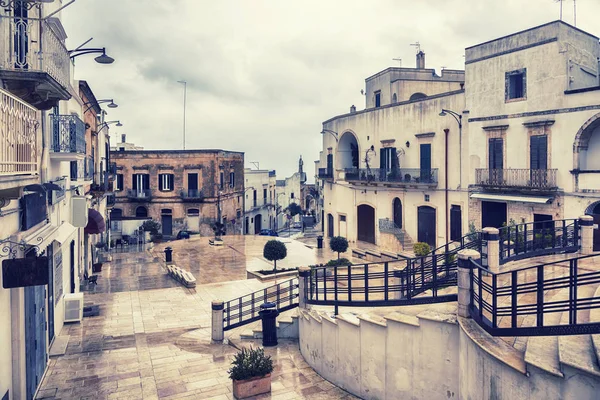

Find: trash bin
164;247;173;263
259;302;279;347
317;236;323;249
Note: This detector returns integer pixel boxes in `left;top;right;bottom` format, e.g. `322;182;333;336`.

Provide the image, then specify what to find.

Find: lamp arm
69;48;106;59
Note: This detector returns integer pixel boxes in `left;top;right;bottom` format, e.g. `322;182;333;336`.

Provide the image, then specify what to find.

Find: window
291;192;294;199
409;93;427;101
340;215;346;222
159;173;174;191
132;174;150;191
229;172;235;187
253;190;257;207
375;91;381;107
219;171;224;189
505;69;526;101
263;188;267;205
450;205;462;241
135;206;148;218
424;194;430;202
187;208;199;216
380;147;398;172
530;135;548;170
116;174;123;191
392;93;397;103
488;138;504;170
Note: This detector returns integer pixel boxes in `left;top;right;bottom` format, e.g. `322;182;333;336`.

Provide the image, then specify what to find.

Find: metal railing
223;279;299;331
469;254;600;336
475;168;558;190
127;189;152;199
0;16;70;89
0;88;38;175
379;218;406;247
318;168;333;179
344;168;438;185
499;219;579;264
180;189;204;201
50;114;85;154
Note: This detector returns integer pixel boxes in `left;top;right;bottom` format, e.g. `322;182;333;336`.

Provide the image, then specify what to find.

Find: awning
470;193;553;204
54;222;77;244
84;209;106;234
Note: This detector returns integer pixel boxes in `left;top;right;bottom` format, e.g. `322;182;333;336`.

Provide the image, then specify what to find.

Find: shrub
413;242;431;257
326;258;352;267
329;236;349;259
286;203;302;217
228;347;273;381
142;220;161;235
263;240;287;271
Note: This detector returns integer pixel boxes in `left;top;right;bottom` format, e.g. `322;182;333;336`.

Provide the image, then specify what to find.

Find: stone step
558;285;600;377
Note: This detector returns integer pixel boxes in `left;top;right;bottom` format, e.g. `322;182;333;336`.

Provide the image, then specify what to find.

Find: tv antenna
410;42;421;53
574;0;577;26
555;0;563;21
392;57;402;67
250;161;260;170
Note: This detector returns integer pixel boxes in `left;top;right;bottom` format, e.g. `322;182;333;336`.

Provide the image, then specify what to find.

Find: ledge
522;120;555;128
482;124;509;131
415;132;435;139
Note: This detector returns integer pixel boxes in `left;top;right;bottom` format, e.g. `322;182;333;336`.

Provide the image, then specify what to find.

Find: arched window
187;208;200;216
135;206;148;218
392;93;397;103
409;92;427;101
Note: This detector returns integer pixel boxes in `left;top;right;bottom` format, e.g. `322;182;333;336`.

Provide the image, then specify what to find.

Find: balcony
318;168;333;179
0;17;71;110
344;168;438;187
106;193;116;207
475;169;558;191
127;189;152;202
180;189;204;202
0;88;39;197
50;114;85;161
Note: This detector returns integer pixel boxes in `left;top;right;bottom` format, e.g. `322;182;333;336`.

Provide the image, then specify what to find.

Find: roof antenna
573;0;577;26
410;42;421;53
555;0;563;21
392;57;402;67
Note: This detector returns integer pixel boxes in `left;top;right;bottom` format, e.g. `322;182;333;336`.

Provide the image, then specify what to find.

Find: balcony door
489;138;503;184
530;135;548;188
420;144;431;182
133;174;149;195
188;173;198;197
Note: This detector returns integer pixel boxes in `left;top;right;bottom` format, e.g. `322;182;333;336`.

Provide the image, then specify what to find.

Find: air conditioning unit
64;292;84;323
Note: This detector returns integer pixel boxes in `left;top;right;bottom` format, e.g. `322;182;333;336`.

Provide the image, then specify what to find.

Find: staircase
379;218;415;255
236;308;300;340
395;228;414;253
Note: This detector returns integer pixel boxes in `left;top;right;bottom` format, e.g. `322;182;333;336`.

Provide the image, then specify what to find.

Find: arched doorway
393;198;402;228
357;204;375;244
135;206;148;218
586;202;600;251
254;213;262;234
417;206;436;247
327;213;334;237
337;131;360;171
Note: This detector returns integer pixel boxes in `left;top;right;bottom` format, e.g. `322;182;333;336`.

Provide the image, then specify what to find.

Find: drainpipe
444;128;450;248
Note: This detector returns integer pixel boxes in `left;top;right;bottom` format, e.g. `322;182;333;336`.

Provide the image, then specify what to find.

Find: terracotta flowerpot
232;374;271;399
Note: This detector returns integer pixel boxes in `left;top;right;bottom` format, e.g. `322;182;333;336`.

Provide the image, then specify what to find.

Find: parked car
292;222;302;229
259;229;278;237
176;230;191;240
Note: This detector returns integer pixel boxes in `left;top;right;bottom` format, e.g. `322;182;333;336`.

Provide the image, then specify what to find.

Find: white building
243;169;277;234
275;157;306;230
0;2;113;398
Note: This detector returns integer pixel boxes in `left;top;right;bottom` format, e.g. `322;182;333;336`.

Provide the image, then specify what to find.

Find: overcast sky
63;0;599;180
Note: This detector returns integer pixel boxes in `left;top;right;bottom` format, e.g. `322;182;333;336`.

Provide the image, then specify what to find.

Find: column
211;300;224;342
579;215;594;255
298;266;311;309
482;227;500;274
457;249;481;319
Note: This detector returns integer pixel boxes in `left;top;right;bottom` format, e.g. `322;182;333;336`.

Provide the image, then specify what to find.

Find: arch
574;112;600;170
337;131;360;170
409;92;427;101
393;198;402;228
417;206;436;247
110;208;122;219
357;204;376;244
392;93;397;103
135;206;148;218
585;201;600;251
254;213;262;234
585;201;600;215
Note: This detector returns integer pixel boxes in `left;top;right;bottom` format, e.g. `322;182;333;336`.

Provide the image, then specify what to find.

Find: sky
62;0;600;181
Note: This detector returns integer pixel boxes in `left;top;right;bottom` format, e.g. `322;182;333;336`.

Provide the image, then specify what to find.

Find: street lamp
83;99;118;113
321;129;339;142
97;120;122;134
439;109;463;188
69;47;115;64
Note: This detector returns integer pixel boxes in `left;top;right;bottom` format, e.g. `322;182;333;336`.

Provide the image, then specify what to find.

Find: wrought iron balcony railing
50;114;85;154
475;168;558;190
180;189;204;201
0;88;38;176
344;168;438;185
318;168;333;179
0;16;70;89
127;189;152;200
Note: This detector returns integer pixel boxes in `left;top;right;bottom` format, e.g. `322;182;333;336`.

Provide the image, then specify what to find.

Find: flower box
232;373;271;399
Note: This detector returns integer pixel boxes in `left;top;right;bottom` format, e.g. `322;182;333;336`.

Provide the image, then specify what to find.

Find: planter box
233;374;271;399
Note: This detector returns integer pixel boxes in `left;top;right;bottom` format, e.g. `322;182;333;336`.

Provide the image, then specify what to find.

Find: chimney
121;134;126;143
416;51;426;69
350;105;356;113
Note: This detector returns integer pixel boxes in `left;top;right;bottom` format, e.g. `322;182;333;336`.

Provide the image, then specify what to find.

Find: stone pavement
39;237;357;399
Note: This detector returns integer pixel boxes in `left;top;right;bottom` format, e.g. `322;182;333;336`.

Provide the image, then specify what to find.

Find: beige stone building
110;149;244;238
243;168;277;234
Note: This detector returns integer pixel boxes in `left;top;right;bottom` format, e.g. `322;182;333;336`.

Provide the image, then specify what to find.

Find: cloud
63;0;600;180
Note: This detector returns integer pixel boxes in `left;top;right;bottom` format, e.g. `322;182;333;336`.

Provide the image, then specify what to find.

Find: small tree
286;203;302;218
263;240;287;271
329;236;349;260
141;220;161;235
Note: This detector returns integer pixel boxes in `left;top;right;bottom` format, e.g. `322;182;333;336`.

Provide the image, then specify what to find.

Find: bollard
164;246;173;263
317;236;323;249
211;301;224;342
457;249;481;319
482;227;500;274
259;302;279;347
579;215;594;255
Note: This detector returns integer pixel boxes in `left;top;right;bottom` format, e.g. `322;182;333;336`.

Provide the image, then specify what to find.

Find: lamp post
83;99;118;114
177;80;187;150
241;186;255;235
439;109;463;189
69;46;115;64
321;129;339;142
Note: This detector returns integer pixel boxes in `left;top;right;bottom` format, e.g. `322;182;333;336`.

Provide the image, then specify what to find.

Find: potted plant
229;347;273;399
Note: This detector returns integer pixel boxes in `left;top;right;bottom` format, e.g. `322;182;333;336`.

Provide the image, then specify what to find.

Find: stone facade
110;150;244;237
243;168;277;234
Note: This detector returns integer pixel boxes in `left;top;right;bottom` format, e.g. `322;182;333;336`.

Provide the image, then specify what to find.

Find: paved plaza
37;235;357;399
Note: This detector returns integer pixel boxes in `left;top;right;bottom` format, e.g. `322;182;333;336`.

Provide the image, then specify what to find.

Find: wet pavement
40;236;357;399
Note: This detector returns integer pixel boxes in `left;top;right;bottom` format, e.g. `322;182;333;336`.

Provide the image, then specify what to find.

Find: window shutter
117;174;123;191
143;174;150;190
530;135;547;170
391;147;398;169
420;144;431;171
380;148;385;169
495;139;503;170
132;174;138;190
169;174;174;190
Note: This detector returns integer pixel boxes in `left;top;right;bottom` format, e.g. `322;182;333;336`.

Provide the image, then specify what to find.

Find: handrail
223;278;299;331
468;253;600;336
